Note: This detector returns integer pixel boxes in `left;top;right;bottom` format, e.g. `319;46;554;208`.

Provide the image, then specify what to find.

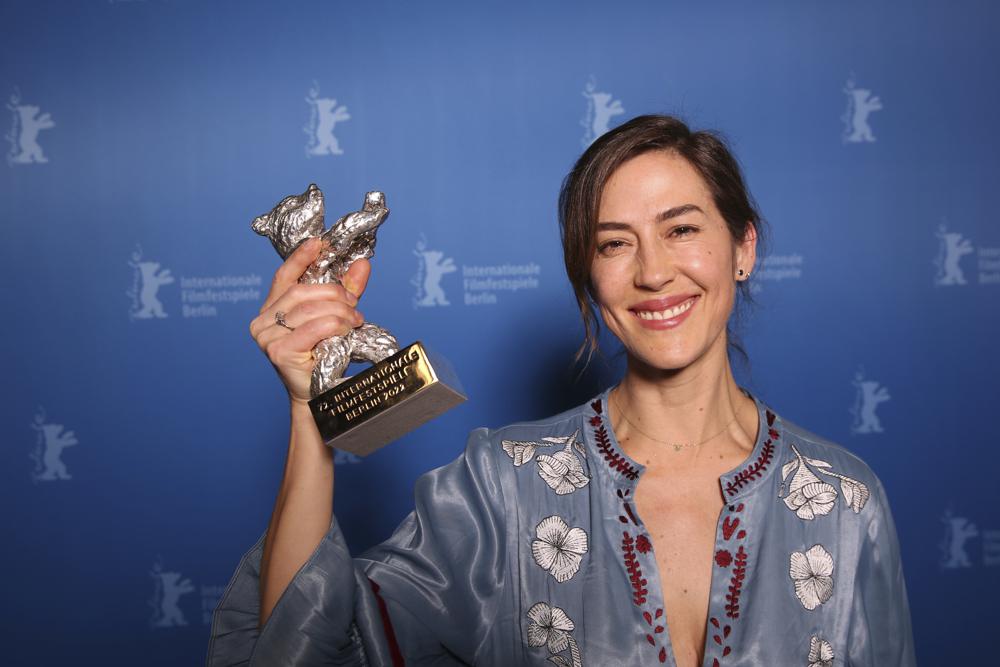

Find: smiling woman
208;115;916;667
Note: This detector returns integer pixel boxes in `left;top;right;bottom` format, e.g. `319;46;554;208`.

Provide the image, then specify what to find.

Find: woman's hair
558;114;768;367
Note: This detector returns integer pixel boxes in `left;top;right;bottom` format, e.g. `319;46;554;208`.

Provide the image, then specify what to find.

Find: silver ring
275;310;294;331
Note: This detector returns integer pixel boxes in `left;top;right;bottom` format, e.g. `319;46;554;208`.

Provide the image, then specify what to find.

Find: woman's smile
630;295;700;328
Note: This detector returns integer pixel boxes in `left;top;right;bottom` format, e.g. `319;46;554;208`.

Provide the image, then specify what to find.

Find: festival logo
6;89;55;165
128;245;174;319
934;223;975;286
939;510;979;570
841;76;882;144
128;244;263;319
149;560;196;628
849;366;890;435
412;236;457;307
305;82;350;157
581;77;624;147
29;406;78;482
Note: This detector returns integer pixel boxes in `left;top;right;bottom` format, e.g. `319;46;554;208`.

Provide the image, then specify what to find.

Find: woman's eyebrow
597;204;704;230
657;203;704;221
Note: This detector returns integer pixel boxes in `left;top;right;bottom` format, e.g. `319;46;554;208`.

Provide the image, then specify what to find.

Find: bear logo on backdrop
581;77;624;147
940;510;979;569
29;406;77;482
148;560;226;628
128;245;174;320
849;366;890;435
6;89;55;165
305;82;350;157
149;561;195;628
934;223;974;286
412;235;457;307
841;75;882;144
932;223;1000;285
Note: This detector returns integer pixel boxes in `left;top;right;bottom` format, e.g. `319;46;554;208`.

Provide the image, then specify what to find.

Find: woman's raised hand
249;237;371;405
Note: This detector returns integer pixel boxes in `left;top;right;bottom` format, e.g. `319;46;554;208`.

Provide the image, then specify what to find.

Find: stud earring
737;269;745;278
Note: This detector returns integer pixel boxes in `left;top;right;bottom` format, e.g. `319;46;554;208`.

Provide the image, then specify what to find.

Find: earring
737;269;745;278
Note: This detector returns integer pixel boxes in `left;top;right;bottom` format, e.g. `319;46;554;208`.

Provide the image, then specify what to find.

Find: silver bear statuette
252;184;400;397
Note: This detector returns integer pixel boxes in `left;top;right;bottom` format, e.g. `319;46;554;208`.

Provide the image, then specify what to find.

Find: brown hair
558;114;767;366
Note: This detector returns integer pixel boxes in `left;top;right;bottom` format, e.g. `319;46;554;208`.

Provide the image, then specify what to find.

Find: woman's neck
610;342;758;464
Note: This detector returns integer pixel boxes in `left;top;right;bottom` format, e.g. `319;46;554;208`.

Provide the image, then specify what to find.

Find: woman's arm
245;237;370;626
258;399;334;626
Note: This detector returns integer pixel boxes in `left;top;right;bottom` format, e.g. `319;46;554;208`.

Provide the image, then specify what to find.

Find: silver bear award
252;184;465;455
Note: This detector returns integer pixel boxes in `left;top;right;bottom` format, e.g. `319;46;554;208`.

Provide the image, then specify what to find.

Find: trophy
251;184;466;455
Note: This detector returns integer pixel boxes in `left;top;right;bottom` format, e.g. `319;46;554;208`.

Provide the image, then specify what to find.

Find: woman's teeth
635;298;695;320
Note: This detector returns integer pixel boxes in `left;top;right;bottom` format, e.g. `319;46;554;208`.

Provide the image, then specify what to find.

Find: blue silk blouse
207;388;916;666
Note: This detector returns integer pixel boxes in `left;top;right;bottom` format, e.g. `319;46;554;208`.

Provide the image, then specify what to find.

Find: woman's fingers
261;237;322;312
260;314;359;367
251;283;357;338
342;258;371;299
256;300;364;349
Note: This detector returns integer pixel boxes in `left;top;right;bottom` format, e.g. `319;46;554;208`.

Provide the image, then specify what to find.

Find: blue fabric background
2;0;996;664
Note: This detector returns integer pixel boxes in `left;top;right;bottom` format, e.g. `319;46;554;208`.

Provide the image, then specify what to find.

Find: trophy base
309;341;466;456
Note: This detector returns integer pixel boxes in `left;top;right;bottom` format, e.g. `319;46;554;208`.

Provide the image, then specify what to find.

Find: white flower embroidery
502;431;590;496
526;602;582;667
808;636;834;667
502;440;539;466
789;544;835;610
531;516;589;583
781;444;870;519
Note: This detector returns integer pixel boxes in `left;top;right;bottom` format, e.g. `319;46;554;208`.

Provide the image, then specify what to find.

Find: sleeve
206;427;508;666
847;478;917;667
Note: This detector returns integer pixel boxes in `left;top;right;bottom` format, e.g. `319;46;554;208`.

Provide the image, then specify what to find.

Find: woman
208;115;915;666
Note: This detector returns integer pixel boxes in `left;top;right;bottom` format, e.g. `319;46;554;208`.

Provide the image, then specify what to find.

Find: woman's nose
634;242;675;290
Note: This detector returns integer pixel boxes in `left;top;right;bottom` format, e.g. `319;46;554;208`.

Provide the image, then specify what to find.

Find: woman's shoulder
770;408;886;517
776;413;879;481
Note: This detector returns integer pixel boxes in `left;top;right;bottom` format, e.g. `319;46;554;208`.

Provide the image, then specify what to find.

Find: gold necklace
611;389;740;452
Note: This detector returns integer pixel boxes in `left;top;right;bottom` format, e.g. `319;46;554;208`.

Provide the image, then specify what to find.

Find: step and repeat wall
2;0;996;664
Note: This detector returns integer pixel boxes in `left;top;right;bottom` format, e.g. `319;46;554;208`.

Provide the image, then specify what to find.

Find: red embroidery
591;400;640;480
715;549;732;567
368;578;405;667
725;546;747;619
724;440;774;497
636;534;652;554
621;531;648;605
721;516;740;540
709;617;733;663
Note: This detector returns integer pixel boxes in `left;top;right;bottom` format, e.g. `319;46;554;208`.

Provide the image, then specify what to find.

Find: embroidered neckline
589;388;780;498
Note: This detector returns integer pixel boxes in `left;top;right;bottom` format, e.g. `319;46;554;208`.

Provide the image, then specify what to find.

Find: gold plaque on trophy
309;342;465;456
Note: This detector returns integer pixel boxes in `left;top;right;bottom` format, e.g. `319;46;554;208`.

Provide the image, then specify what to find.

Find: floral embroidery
526;602;582;667
725;440;775;497
715;549;733;568
780;443;870;518
531;516;589;583
590;400;640;480
621;531;648;606
501;430;590;496
789;544;834;610
635;534;652;554
725;546;747;618
710;617;733;660
807;636;834;667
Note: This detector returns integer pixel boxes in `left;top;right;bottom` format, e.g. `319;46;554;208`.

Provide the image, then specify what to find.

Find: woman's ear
735;222;758;280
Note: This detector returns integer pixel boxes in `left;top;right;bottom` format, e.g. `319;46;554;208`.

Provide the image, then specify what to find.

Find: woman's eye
597;239;627;254
671;225;697;237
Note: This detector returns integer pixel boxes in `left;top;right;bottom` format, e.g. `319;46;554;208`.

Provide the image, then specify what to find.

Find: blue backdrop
2;0;997;664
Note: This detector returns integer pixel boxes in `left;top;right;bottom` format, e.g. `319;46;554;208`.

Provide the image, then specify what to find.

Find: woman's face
590;150;756;373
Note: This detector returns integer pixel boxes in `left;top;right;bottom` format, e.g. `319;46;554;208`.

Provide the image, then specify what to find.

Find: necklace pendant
673;444;683;452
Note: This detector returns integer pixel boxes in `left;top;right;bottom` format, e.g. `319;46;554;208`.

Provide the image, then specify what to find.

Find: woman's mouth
630;296;699;328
